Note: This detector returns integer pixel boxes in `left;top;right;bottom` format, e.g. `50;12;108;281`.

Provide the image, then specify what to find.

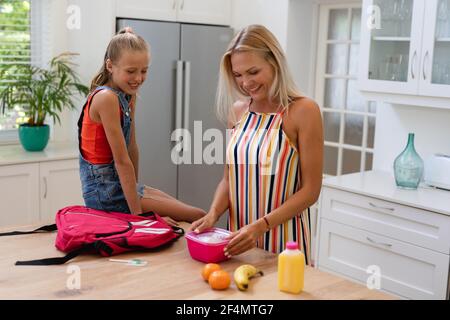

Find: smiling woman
190;24;324;265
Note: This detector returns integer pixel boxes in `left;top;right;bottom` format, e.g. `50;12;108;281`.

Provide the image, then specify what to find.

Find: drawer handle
366;237;392;248
369;202;395;211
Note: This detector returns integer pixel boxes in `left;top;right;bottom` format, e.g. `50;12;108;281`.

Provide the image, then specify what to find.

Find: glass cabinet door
368;0;413;82
431;0;450;85
359;0;424;94
420;0;450;97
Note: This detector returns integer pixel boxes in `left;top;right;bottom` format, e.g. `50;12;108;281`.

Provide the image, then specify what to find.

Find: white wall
230;0;290;50
287;0;317;97
45;0;115;142
373;103;450;173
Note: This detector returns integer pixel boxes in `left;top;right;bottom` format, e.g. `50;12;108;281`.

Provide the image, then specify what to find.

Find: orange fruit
201;263;221;281
208;270;231;290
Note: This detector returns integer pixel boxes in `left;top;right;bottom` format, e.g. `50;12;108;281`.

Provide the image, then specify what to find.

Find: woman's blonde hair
90;27;150;92
216;24;303;125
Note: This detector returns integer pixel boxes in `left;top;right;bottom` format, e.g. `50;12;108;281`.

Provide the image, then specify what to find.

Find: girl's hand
162;216;179;227
189;212;218;233
224;220;267;257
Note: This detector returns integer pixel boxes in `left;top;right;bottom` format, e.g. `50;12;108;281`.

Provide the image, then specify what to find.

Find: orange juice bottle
278;241;305;294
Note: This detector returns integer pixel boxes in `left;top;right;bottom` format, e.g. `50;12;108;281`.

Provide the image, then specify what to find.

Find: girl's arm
92;91;142;214
128;95;139;180
224;98;324;256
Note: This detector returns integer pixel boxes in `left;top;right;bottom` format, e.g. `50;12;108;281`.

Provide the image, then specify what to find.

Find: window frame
315;1;377;177
0;0;51;145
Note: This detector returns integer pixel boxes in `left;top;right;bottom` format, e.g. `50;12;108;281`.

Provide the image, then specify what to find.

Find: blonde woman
190;25;323;265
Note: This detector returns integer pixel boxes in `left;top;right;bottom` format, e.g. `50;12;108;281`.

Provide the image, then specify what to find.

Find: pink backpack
0;205;184;265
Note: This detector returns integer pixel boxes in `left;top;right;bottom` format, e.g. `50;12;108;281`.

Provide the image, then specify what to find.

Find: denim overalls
78;85;145;213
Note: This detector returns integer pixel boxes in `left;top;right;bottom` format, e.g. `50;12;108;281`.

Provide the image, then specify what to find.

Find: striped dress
227;105;312;265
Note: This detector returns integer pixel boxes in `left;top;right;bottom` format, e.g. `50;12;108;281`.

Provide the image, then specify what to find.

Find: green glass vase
393;133;424;189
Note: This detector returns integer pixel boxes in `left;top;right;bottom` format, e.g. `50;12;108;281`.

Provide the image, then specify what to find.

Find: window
315;3;377;176
0;0;31;137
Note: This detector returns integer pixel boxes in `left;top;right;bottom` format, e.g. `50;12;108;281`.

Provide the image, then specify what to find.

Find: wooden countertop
0;223;396;300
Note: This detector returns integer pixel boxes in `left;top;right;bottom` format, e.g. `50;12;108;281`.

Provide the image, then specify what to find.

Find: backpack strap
15;240;113;266
0;224;57;237
172;225;185;237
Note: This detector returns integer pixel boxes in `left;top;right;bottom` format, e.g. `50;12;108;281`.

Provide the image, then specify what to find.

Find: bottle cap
286;241;298;250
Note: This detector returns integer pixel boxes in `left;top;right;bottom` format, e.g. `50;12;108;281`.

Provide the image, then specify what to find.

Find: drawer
317;219;449;300
320;187;450;254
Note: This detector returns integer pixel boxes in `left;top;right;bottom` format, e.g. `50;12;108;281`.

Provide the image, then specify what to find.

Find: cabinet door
0;163;39;227
177;0;231;25
39;160;83;224
419;0;450;97
115;0;177;21
359;0;425;94
317;219;449;300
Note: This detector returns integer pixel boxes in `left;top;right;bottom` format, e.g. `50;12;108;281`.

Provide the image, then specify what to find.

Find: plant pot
18;124;50;152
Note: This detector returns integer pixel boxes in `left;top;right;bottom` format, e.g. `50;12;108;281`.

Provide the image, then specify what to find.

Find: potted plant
0;52;89;151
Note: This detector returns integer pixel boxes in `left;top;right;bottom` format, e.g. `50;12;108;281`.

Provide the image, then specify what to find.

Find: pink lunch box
185;227;231;263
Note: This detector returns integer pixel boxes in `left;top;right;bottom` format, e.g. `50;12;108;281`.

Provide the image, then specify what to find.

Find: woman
190;25;323;265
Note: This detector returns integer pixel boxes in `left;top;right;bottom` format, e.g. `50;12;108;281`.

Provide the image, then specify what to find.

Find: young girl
190;25;324;265
78;28;206;223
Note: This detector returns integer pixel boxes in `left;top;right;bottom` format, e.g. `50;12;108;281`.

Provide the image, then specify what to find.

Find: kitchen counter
0;222;395;300
0;141;78;166
323;170;450;217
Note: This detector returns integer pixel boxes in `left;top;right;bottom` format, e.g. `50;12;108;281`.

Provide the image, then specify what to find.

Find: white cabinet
319;219;449;300
0;163;39;227
316;172;450;300
115;0;177;21
359;0;450;108
420;0;450;97
39;159;84;225
0;159;83;228
177;0;231;25
115;0;231;25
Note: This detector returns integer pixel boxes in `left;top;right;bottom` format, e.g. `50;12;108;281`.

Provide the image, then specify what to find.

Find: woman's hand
189;211;218;233
224;219;267;257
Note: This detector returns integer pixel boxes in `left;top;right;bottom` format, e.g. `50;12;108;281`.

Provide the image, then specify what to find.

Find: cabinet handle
368;202;395;211
43;177;47;199
423;51;429;80
172;0;177;10
366;237;392;248
181;0;185;10
411;50;417;79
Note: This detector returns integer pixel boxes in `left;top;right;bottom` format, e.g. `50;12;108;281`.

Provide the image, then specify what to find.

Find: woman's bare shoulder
288;97;321;118
288;97;322;130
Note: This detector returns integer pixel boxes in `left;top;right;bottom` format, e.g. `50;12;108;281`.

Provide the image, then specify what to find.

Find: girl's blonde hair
216;24;303;125
90;27;150;92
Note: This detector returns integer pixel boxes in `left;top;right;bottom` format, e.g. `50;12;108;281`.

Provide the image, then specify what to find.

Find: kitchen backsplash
373;102;450;173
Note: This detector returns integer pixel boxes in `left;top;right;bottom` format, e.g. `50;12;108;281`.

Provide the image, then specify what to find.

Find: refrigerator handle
175;60;183;135
183;61;191;132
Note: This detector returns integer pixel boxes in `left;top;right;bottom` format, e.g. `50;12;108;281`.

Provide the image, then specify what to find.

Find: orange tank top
80;89;130;164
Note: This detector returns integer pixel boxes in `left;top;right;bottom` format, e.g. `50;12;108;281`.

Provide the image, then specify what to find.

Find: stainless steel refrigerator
117;19;232;221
